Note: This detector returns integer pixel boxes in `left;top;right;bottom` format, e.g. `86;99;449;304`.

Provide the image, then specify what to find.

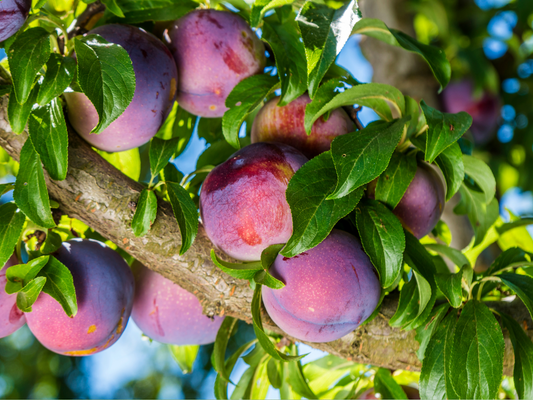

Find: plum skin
251;94;355;158
65;24;178;152
25;239;135;356
441;80;500;145
132;262;224;345
0;254;26;338
262;229;381;343
0;0;32;42
164;9;266;118
200;142;308;261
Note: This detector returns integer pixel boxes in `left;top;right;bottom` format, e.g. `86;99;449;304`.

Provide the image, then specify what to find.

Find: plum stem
343;105;364;130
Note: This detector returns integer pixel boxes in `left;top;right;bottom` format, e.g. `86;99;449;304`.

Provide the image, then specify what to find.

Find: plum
262;229;381;343
65;24;178;152
441;80;500;144
0;254;26;338
369;162;445;239
25;239;134;356
251;94;355;158
132;262;224;345
0;0;32;42
164;9;266;118
200;142;308;261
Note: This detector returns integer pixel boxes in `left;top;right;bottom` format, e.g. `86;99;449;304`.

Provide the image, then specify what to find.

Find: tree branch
0;96;529;374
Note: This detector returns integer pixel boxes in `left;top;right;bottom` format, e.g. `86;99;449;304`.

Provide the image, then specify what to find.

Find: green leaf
149;137;181;178
262;21;307;106
288;360;317;399
254;244;285;289
0;85;12;97
251;284;305;362
38;256;78;317
14;138;55;229
214;340;257;400
356;198;405;288
374;368;408;399
434;142;464;202
251;0;294;27
132;189;157;237
210;250;263;280
8;84;40;134
96;148;141;181
296;0;360;98
169;344;199;374
7;27;51;104
434;269;463;308
304;83;404;133
165;182;198;255
162;163;184;185
16;276;47;313
222;74;279;149
375;151;417;209
499;313;533;400
28;98;69;181
454;185;499;246
213;317;239;382
352;18;451;91
253;270;284;290
415;303;450;361
449;300;504;400
499;273;533;320
37;54;76;106
0;203;25;270
328;117;409;199
105;0;197;23
424;243;470;269
404;230;438;280
486;247;528;276
40;231;63;255
463;155;496;204
5;256;50;294
74;34;136;134
282;151;364;258
419;310;457;400
267;358;282;389
102;0;125;17
497;218;533;235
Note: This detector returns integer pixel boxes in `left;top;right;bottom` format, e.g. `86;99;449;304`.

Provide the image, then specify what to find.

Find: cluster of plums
0;239;223;354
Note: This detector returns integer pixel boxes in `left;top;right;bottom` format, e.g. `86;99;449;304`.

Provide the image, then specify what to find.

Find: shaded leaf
374;368;408;399
149;137;181;178
38;256;77;317
16;276;47;312
375;151;417;209
415;303;450;361
37;54;76;106
8;84;40;134
213;317;239;382
499;273;533;320
0;203;25;270
131;189;157;237
166;182;198;255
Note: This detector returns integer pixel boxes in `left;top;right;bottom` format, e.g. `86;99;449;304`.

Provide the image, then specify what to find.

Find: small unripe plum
441;80;500;144
132;262;224;345
65;24;178;152
164;9;266;118
369;162;445;239
0;0;32;42
200;142;307;261
262;230;381;343
358;386;420;399
251;94;355;158
0;254;26;338
25;239;135;356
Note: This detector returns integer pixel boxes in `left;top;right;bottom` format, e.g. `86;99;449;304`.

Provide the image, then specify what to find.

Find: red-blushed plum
262;230;381;343
200;142;308;261
25;239;134;356
0;0;32;42
358;386;420;399
442;80;500;144
0;254;26;338
251;94;355;158
369;162;445;239
64;24;178;152
164;9;266;118
131;262;224;345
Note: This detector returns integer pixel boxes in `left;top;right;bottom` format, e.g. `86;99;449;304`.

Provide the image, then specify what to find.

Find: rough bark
0;96;530;374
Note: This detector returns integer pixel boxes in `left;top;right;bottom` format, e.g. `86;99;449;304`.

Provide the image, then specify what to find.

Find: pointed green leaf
5;256;50;294
74;34;136;134
16;276;47;313
38;256;78;317
14;138;55;229
104;0;197;23
132;189;158;237
415;303;450;361
251;0;294;27
463;155;496;204
40;231;63;255
102;0;125;17
214;340;257;400
375;151;417;209
0;203;25;270
210;250;263;280
213;317;239;382
424;243;470;270
149;137;181;178
165;182;198;255
267;358;282;389
434;270;463;308
37;54;76;106
255;244;285;289
434;142;464;202
486;247;528;276
374;368;408;399
8;84;40;134
499;273;533;320
169;344;199;374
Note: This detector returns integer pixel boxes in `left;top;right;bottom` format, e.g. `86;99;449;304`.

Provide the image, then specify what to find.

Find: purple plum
441;80;501;144
65;24;178;152
251;94;355;158
200;142;308;261
0;0;32;42
132;262;224;345
262;229;381;343
0;254;26;338
164;9;266;118
25;239;134;356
